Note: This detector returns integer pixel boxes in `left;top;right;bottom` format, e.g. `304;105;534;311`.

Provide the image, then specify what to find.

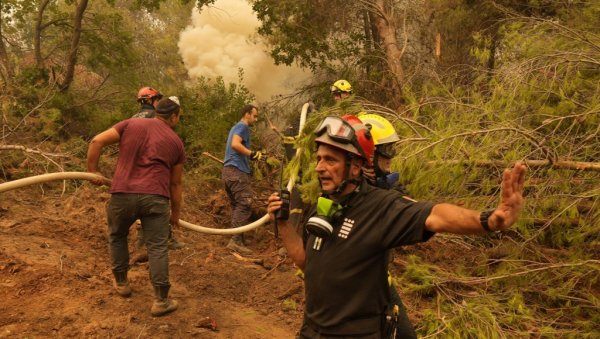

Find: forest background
1;0;599;337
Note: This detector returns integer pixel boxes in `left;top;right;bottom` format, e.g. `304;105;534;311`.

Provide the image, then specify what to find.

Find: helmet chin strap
373;152;389;179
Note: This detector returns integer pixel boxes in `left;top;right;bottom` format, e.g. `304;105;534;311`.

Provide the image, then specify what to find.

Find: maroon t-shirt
110;118;185;198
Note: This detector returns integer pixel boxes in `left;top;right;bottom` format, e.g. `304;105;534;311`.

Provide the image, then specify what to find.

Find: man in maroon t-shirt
132;94;184;255
87;97;185;317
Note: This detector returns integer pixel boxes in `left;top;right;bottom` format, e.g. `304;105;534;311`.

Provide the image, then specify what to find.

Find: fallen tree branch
201;151;224;164
404;127;550;161
261;257;286;279
438;260;600;286
261;107;285;138
0;144;69;158
231;252;265;266
426;159;600;172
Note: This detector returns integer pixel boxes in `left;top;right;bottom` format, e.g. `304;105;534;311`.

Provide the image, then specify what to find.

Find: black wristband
480;208;495;232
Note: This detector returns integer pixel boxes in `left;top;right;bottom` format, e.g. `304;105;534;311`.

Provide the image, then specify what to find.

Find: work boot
151;285;178;317
226;238;253;256
112;270;132;297
168;236;185;250
239;233;247;245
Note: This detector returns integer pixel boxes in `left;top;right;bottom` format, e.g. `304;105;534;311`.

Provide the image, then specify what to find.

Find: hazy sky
178;0;310;102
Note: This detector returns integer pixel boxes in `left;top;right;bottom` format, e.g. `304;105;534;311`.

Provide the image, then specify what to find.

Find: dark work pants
297;293;416;339
387;250;417;339
297;315;414;339
222;166;253;242
107;193;171;287
389;287;417;339
298;322;380;339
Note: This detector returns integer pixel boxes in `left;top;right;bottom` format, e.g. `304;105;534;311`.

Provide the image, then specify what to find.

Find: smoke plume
178;0;310;102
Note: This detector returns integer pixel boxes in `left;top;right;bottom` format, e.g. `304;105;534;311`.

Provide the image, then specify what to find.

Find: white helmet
168;96;180;106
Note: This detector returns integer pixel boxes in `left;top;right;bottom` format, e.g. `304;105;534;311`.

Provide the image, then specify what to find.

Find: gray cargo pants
107;193;171;287
222;166;253;243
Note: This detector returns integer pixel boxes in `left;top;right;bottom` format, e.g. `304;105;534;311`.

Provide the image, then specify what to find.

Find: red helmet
314;115;374;166
137;87;162;102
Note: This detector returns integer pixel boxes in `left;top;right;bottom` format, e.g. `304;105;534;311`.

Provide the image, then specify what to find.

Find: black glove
250;150;264;161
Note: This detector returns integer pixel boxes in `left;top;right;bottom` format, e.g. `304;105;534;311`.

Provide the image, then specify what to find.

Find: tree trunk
0;7;13;89
59;0;89;92
34;0;52;78
371;0;405;106
362;10;372;75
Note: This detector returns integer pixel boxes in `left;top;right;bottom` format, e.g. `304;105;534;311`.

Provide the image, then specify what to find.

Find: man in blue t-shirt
222;104;261;255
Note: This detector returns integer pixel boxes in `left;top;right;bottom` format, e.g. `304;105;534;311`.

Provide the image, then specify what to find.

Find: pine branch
438;260;600;286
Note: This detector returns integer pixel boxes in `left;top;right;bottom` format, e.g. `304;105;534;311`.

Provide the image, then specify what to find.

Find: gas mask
306;197;344;238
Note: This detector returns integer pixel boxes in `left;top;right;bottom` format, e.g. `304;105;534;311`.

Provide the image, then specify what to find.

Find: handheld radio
276;189;290;220
273;151;289;238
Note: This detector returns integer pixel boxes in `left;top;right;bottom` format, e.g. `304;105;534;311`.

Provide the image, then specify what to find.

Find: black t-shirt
131;104;156;119
303;181;434;335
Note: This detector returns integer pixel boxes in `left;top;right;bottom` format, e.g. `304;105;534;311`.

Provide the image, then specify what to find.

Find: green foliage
38;108;62;139
79;9;136;71
61;136;90;161
177;76;254;169
251;0;361;70
14;67;48;87
265;156;280;168
400;255;437;297
1;0;599;337
1;0;198;138
249;0;421;105
403;249;600;337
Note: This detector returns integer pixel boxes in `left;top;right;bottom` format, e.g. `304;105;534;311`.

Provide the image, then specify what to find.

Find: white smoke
178;0;310;102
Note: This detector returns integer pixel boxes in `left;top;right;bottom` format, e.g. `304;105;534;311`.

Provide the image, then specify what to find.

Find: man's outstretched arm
425;162;527;234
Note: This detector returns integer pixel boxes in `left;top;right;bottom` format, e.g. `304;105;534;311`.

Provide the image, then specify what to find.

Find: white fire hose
0;102;311;235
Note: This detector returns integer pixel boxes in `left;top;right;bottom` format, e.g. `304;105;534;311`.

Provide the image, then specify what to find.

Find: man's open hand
489;162;527;231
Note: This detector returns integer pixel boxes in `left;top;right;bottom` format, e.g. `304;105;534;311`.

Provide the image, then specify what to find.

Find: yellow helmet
330;79;353;94
358;113;399;158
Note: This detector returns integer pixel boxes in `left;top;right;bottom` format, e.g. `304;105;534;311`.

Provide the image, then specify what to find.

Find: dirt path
0;184;303;338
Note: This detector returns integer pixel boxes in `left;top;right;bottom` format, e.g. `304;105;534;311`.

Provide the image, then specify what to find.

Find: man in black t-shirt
358;112;418;338
267;115;527;338
132;86;162;118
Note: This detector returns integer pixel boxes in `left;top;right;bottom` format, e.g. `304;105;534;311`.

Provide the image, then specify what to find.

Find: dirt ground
0;179;306;338
0;176;463;338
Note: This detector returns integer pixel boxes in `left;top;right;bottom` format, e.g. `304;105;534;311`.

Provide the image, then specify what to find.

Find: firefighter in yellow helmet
358;113;411;195
330;79;353;102
358;112;417;338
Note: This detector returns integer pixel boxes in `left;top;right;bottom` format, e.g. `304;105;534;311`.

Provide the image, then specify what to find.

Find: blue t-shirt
223;122;251;174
